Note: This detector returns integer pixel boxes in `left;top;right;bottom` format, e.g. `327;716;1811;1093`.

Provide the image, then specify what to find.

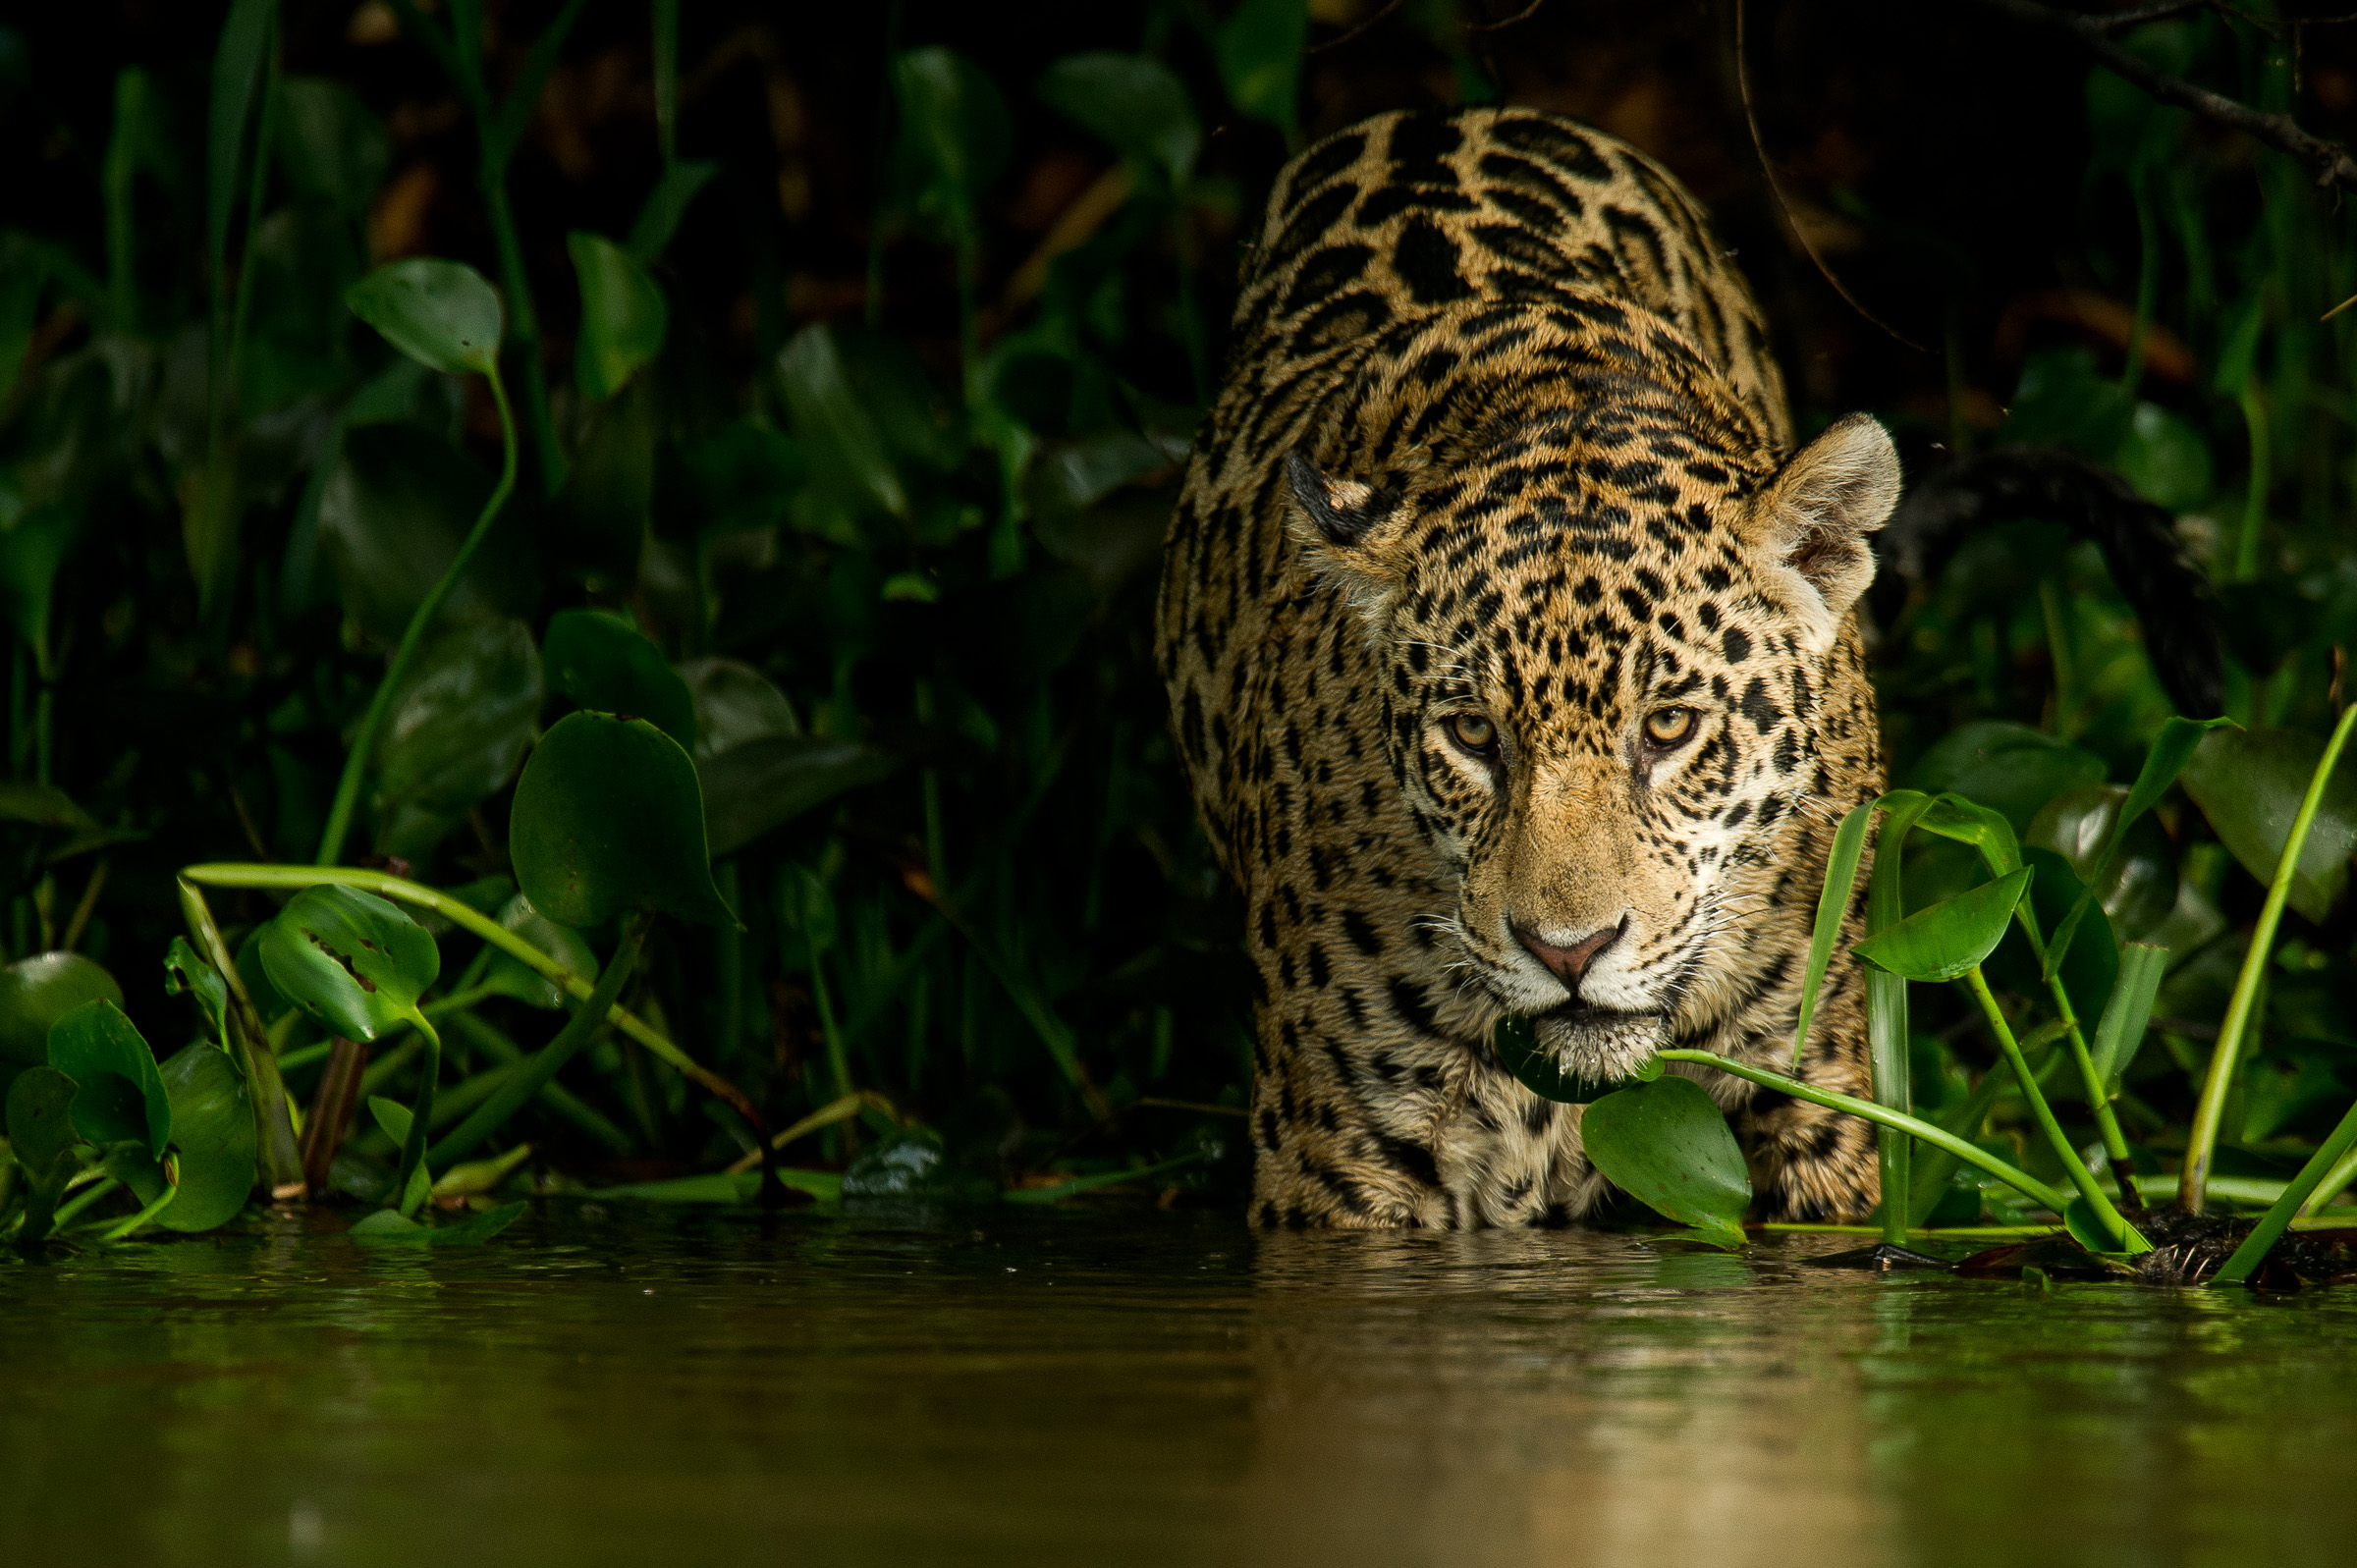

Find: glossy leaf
153;1040;256;1231
371;617;545;853
543;608;694;750
1914;792;2024;878
162;937;230;1047
1215;0;1307;138
481;892;597;1010
568;232;668;400
348;1199;524;1246
0;951;124;1068
1579;1076;1751;1248
2180;726;2357;923
258;885;440;1043
678;657;801;759
47;1000;170;1159
700;734;896;859
2090;942;2169;1094
1854;866;2035;983
315;424;531;645
1907;722;2107;833
2016;849;2118;1031
2029;786;2178;946
1038;53;1200;183
346;258;504;376
511;711;739;929
2043;716;2232;971
1493;1014;1657;1105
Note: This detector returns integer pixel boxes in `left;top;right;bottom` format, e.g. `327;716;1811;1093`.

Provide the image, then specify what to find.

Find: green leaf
567;232;668;400
46;1000;169;1160
587;1167;841;1205
348;1199;524;1246
371;617;546;855
6;1064;81;1246
511;711;740;929
346;258;504;377
367;1095;431;1213
678;657;801;759
1913;792;2025;878
2042;716;2232;971
1793;797;1879;1065
153;1040;256;1231
207;0;277;305
2090;942;2169;1094
542;608;694;751
1999;349;2134;460
0;951;124;1068
2114;403;2213;513
1579;1076;1751;1246
700;735;896;859
0;778;101;835
1907;722;2107;834
1492;1014;1654;1105
626;158;718;261
1215;0;1307;138
162;937;231;1048
892;47;1011;217
777;863;839;971
258;885;440;1042
554;374;658;592
316;424;530;645
1038;53;1201;184
0;503;80;670
2179;726;2357;923
778;324;906;522
274;77;390;220
1854;867;2035;983
481;892;597;1010
2017;848;2118;1030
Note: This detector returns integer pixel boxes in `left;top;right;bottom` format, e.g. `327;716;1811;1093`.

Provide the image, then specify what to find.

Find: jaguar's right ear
1284;452;1410;627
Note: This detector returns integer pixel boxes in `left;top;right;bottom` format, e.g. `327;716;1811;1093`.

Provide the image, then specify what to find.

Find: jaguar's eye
1643;707;1697;747
1446;713;1498;754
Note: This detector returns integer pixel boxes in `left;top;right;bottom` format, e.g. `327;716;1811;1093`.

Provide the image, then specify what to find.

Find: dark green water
4;1204;2354;1566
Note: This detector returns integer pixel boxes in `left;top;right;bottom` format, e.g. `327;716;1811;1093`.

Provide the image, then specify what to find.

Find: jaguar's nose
1515;916;1627;994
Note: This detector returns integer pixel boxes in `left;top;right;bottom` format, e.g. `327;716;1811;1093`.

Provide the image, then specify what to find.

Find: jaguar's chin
1535;1003;1667;1081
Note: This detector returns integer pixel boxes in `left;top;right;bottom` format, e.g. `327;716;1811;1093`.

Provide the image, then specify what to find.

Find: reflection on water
3;1206;2353;1566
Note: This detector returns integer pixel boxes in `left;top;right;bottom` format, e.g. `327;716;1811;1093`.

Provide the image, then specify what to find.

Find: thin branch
1466;0;1548;30
1734;0;1928;351
1308;0;1403;53
2092;1;2210;30
1970;0;2357;190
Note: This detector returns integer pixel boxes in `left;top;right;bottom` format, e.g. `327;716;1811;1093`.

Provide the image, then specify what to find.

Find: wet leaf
1907;722;2107;833
152;1040;255;1231
46;1000;169;1159
258;885;440;1043
0;951;124;1068
1038;53;1200;183
481;892;597;1010
542;608;693;750
568;232;668;400
346;258;504;377
2030;786;2176;936
511;712;740;929
1579;1076;1751;1247
162;937;230;1048
348;1199;524;1246
701;734;896;859
1215;0;1307;138
371;618;544;850
2179;726;2357;923
1855;866;2035;983
1493;1013;1653;1105
677;657;800;760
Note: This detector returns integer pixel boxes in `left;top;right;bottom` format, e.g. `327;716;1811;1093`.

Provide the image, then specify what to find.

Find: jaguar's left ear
1284;451;1412;628
1739;413;1900;656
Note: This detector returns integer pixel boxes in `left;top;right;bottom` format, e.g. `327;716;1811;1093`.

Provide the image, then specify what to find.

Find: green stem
2045;970;2137;1192
481;181;564;494
1865;817;1912;1246
211;29;279;464
176;875;303;1191
1965;968;2149;1253
49;1175;121;1232
2181;701;2357;1212
89;1182;178;1241
1656;1048;2072;1214
388;1009;441;1217
2215;1094;2357;1285
448;1010;634;1156
314;368;518;866
809;947;853;1104
2297;1137;2357;1218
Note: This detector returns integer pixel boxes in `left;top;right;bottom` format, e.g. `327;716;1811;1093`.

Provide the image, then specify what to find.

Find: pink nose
1517;917;1625;992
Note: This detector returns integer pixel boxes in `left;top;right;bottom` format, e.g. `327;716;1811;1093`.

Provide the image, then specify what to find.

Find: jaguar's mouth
1533;1001;1666;1081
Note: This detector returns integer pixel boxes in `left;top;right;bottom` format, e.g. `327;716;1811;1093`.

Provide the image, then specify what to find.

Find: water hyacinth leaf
2179;726;2357;923
779;324;906;522
1037;52;1201;184
316;424;532;646
2018;849;2118;1030
1907;722;2107;833
1493;1014;1655;1105
2029;786;2178;948
348;1199;524;1246
102;1139;168;1206
481;892;597;1010
2113;402;2213;513
162;937;230;1047
542;608;694;750
1215;0;1308;138
2091;943;2169;1094
677;657;800;759
258;885;440;1042
511;712;739;929
372;619;544;837
700;734;896;859
568;232;668;400
7;1065;81;1245
1914;792;2024;878
0;951;124;1067
1579;1076;1751;1247
346;258;504;377
1854;866;2035;983
47;1000;170;1159
153;1040;256;1232
274;76;390;219
2043;716;2233;971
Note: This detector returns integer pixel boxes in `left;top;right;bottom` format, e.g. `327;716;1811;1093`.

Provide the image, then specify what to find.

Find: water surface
4;1203;2352;1566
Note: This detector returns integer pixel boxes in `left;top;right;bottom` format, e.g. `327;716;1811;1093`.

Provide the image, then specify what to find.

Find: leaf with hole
542;608;694;750
346;258;504;377
511;712;739;930
47;1000;169;1160
1855;866;2035;983
568;232;668;400
258;885;440;1043
0;951;124;1068
1579;1076;1751;1248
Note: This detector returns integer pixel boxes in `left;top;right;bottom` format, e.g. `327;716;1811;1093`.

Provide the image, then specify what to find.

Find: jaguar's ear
1739;413;1900;656
1285;452;1410;626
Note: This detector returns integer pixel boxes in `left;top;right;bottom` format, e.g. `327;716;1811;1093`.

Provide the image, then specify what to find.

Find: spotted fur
1157;108;1902;1229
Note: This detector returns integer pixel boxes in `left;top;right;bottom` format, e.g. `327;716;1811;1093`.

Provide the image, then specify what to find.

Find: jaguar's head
1287;409;1899;1078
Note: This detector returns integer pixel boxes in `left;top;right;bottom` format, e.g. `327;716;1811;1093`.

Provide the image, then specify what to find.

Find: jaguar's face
1287;413;1900;1078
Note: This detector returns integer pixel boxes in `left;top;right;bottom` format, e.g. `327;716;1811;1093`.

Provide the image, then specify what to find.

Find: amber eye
1447;713;1498;754
1643;707;1697;746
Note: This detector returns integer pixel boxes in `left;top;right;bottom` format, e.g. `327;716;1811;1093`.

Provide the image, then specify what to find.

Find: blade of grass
2215;1094;2357;1284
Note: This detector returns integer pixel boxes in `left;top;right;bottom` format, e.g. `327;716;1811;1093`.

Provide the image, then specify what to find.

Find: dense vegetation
3;1;2357;1270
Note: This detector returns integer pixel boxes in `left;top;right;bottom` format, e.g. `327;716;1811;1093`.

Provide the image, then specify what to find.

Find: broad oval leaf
677;657;800;760
346;258;504;376
2179;726;2357;923
482;892;598;1010
154;1041;256;1232
1907;721;2106;833
258;885;440;1042
1037;52;1201;183
1494;1014;1650;1105
1854;866;2035;982
701;734;896;859
511;711;740;929
2026;785;2177;940
0;951;124;1067
7;1062;81;1169
373;617;545;854
568;232;669;400
1579;1076;1752;1245
47;1000;170;1160
543;608;694;750
317;424;535;645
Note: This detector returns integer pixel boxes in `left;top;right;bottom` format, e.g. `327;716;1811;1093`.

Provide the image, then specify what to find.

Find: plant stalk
388;1010;441;1217
2215;1094;2357;1285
